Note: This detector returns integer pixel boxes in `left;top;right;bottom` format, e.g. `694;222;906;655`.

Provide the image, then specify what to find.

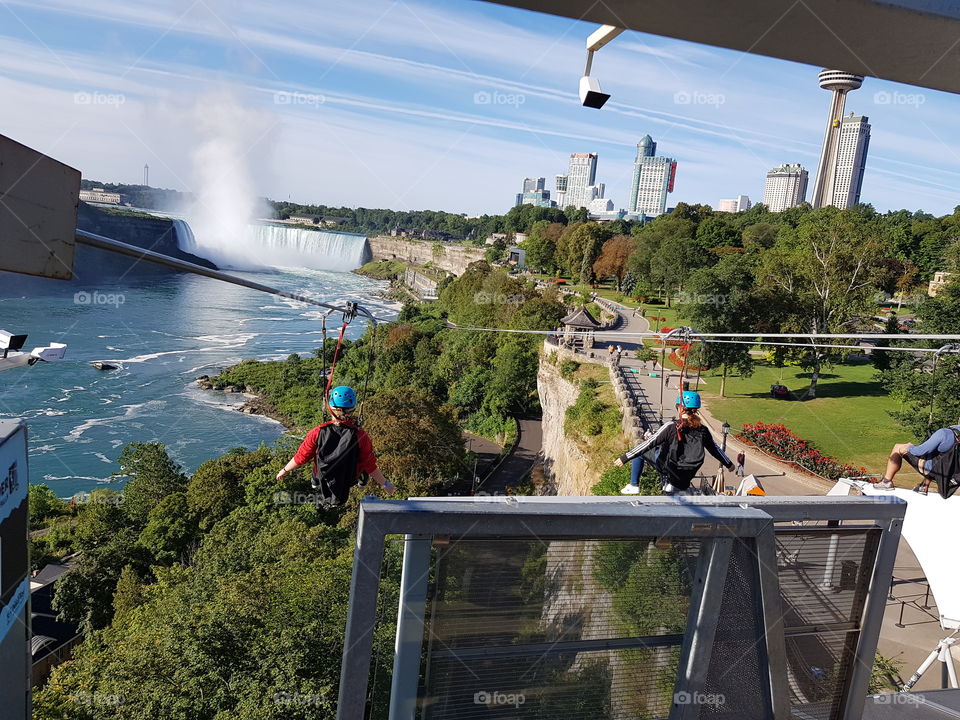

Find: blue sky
1;0;959;216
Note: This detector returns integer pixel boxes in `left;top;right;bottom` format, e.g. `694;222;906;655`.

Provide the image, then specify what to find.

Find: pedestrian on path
736;450;746;477
615;391;734;496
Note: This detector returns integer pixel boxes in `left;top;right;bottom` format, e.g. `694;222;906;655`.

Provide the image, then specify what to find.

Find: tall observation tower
811;70;864;209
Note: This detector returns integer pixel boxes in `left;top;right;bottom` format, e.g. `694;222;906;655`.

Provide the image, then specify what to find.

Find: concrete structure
628;135;676;217
489;0;960;97
563;152;600;210
78;188;121;205
929;271;954;297
0;420;30;719
832;113;871;209
762;163;809;212
0;134;80;281
811;69;865;208
143;163;149;187
717;194;751;213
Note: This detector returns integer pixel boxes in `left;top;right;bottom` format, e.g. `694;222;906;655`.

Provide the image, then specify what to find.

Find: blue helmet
329;385;357;408
676;390;702;409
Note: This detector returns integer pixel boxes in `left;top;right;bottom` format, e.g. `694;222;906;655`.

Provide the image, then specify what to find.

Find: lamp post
722;421;730;452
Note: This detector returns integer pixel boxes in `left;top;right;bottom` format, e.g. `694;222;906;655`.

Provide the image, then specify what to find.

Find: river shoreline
195;376;299;432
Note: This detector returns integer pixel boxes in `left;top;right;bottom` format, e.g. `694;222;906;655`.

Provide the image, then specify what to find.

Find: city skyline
1;1;959;215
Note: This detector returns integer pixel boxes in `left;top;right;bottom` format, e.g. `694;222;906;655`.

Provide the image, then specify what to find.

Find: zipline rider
276;385;395;506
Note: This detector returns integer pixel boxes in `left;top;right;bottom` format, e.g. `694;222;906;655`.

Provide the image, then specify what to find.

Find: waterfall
172;220;371;272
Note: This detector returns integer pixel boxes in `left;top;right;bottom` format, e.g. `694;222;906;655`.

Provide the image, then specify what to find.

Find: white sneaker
874;478;895;490
620;484;640;494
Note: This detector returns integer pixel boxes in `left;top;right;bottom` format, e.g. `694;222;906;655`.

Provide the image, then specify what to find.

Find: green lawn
698;360;919;478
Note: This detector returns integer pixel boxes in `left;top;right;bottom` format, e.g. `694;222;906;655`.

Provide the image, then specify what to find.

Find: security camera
580;75;610;109
0;330;28;358
579;25;623;110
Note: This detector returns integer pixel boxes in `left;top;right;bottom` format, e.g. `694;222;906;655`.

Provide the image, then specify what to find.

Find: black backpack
928;427;960;499
664;421;706;471
312;422;360;507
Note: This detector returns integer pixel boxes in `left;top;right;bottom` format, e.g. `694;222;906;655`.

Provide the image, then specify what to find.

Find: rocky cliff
537;351;603;496
368;236;485;276
75;203;216;279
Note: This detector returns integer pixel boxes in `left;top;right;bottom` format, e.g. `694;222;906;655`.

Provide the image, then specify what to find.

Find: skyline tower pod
811;70;865;209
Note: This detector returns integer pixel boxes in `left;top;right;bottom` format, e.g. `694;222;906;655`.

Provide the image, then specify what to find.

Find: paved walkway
479;417;542;495
588;298;948;690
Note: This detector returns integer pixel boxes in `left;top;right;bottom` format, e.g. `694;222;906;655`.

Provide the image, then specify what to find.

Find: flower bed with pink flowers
739;421;867;481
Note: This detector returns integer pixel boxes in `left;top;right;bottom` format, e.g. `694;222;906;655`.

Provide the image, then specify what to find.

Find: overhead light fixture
580;24;624;109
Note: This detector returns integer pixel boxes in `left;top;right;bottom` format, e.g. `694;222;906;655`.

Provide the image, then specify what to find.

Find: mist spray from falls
178;92;369;272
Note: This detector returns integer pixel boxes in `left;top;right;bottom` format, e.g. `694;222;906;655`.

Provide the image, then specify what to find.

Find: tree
680;254;761;396
879;277;960;438
592;235;636;289
555;222;610;278
756;207;890;398
29;483;65;524
362;389;465;487
522;220;564;272
639;215;702;306
117;442;188;526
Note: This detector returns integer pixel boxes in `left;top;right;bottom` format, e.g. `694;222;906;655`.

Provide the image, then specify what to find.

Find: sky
1;0;959;217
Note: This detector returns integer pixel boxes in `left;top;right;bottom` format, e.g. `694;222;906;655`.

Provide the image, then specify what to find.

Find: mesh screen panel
699;539;769;720
776;529;880;720
420;538;701;720
382;527;882;720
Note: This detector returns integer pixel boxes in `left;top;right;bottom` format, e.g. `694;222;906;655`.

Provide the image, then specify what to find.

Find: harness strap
324;320;349;405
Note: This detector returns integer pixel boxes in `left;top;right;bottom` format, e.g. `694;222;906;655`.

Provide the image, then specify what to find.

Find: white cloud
1;0;959;214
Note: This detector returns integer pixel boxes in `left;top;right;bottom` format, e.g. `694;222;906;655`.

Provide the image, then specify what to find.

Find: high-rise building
717;195;752;213
143;163;149;187
832;113;870;209
554;174;568;209
515;178;550;207
564;153;598;210
522;177;545;193
763;163;808;212
628;135;677;217
518;190;552;207
811;69;865;208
